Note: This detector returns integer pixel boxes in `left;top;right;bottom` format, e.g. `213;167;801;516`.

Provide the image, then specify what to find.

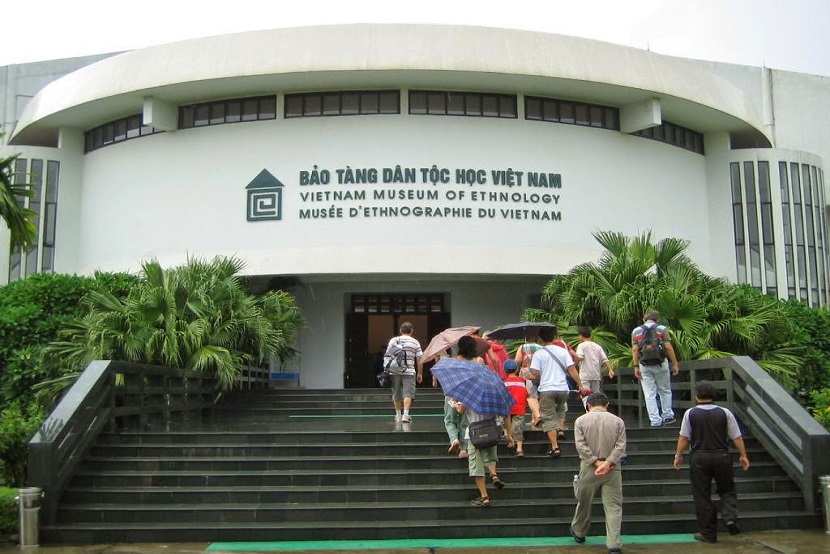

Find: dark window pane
126;116;141;138
194;105;209;126
210;103;226;124
466;94;481;115
242;99;258;121
427;92;446;114
605;108;618;130
499;96;516;117
409;91;427;114
259;96;276;119
482;96;498;117
543;100;559;121
305;95;322;116
379;91;398;113
360;92;379;113
285;96;303;118
525;98;541;120
341;92;359;115
560;102;574;123
575;104;589;125
114;120;127;142
180;107;195;128
589;106;603;127
226;100;242;122
447;93;465;115
322;93;340;115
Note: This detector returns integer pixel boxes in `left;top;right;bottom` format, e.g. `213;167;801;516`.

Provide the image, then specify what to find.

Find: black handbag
376;371;390;388
468;418;501;448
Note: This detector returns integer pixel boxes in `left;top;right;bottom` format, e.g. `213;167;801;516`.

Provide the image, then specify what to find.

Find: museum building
1;24;828;389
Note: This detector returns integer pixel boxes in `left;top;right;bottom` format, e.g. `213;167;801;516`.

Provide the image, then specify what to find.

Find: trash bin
821;476;830;534
15;487;43;547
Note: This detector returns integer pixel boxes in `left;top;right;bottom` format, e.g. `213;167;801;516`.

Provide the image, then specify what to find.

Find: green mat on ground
207;534;694;551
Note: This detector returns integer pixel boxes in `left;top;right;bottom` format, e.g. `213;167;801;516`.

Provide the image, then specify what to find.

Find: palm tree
525;231;797;384
42;255;306;391
0;147;37;250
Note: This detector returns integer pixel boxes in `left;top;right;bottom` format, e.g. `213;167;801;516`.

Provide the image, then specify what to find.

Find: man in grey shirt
570;393;626;554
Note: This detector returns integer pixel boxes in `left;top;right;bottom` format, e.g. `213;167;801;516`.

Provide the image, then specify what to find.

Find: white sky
3;0;830;77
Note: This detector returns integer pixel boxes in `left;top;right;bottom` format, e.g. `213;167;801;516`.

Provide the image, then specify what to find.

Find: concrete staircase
41;388;821;543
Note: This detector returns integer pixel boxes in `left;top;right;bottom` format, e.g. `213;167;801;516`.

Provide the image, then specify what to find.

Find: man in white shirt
384;321;423;423
529;326;584;459
575;326;615;408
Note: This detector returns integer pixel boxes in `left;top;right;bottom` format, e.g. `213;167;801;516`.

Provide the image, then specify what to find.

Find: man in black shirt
673;381;750;543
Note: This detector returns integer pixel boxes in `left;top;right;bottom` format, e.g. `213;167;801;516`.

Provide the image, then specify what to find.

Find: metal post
15;487;43;547
821;476;830;534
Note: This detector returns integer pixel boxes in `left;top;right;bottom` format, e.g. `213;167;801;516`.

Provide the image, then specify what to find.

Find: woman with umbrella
433;335;515;507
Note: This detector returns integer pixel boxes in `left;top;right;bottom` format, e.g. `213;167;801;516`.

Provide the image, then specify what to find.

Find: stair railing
608;356;830;512
28;360;218;525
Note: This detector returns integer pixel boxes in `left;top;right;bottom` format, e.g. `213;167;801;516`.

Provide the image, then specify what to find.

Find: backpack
384;340;409;372
638;324;666;366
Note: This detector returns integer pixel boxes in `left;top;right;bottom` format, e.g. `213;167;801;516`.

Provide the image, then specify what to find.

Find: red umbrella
421;326;481;363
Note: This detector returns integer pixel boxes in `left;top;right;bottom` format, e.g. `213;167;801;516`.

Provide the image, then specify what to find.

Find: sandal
557;430;566;439
458;450;468;459
471;495;490;507
547;447;562;459
515;450;525;458
491;474;506;489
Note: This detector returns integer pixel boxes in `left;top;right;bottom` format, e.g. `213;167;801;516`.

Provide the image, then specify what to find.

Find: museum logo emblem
246;169;284;221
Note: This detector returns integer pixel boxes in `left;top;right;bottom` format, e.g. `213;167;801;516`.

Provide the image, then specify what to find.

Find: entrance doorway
344;293;450;388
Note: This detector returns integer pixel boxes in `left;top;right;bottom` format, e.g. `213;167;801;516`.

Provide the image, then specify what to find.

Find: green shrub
0;487;15;535
810;388;830;430
0;402;45;487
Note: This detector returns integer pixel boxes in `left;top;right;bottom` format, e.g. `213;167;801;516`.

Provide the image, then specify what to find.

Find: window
285;91;400;117
85;114;162;153
179;95;277;128
524;96;619;131
410;91;517;118
632;120;705;155
351;293;445;314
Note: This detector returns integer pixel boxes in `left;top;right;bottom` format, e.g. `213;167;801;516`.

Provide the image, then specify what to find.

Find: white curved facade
2;25;828;388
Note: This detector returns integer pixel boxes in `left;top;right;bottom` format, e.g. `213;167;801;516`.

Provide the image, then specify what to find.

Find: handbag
537;346;578;391
468;417;501;448
376;370;390;388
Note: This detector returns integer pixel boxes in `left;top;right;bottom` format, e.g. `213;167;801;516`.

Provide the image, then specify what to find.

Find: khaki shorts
539;391;569;431
467;442;498;477
390;373;416;401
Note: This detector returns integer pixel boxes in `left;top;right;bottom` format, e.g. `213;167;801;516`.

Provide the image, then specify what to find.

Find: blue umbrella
431;357;515;416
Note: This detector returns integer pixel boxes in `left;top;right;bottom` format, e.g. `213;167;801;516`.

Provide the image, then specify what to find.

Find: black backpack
638;324;666;366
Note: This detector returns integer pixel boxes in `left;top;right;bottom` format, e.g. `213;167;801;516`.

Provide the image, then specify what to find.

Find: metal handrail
608;356;830;511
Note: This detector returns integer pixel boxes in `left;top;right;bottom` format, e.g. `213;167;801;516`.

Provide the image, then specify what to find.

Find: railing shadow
607;357;830;512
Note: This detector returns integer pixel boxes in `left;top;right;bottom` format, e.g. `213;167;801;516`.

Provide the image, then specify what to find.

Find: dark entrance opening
345;293;450;388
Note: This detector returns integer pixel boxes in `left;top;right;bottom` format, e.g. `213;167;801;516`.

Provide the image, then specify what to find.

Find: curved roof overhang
10;24;770;147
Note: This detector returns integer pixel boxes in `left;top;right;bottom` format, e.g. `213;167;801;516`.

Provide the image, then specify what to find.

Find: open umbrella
486;321;556;341
431;357;515;416
421;325;481;363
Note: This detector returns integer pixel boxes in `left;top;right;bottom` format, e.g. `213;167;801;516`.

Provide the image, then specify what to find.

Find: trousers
571;460;623;549
690;450;738;538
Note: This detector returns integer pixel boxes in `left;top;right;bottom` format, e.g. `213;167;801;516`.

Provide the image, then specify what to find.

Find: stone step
42;510;822;544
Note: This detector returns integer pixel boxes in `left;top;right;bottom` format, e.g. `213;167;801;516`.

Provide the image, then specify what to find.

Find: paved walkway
3;529;828;553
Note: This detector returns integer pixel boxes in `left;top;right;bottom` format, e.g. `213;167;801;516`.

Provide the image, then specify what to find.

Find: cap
503;359;518;372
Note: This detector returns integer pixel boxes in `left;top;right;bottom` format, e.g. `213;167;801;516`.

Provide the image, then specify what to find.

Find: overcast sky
3;0;829;77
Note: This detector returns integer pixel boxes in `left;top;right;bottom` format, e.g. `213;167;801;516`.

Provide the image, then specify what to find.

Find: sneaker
569;525;586;543
608;549;622;554
663;416;676;425
726;520;741;535
650;422;664;428
401;414;412;423
693;532;717;543
394;414;402;421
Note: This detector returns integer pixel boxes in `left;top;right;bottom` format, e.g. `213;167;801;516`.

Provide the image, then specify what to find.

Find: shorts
467;442;498;477
510;413;525;442
390;373;416;401
539;390;569;431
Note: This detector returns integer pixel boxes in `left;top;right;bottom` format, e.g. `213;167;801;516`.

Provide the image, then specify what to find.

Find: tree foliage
0;150;37;251
525;231;799;386
44;256;306;391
